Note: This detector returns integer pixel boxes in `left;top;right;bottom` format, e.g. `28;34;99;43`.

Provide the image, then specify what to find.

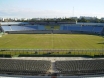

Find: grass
0;34;103;49
0;34;104;56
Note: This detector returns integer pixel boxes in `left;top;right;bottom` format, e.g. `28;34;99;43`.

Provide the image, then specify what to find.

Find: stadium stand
1;26;11;31
45;25;60;30
81;25;94;32
11;26;25;31
0;59;51;75
45;26;51;30
1;25;45;32
60;24;104;34
38;25;45;30
0;26;2;32
53;26;60;30
60;26;63;30
68;25;81;31
55;60;104;75
24;26;38;30
63;26;68;30
1;59;104;76
0;22;29;26
93;26;104;33
1;23;104;34
60;25;82;31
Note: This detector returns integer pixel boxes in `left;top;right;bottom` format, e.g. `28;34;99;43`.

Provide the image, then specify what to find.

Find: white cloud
0;7;104;18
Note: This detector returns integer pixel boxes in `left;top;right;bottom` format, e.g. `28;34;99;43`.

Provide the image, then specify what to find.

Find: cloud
0;7;73;18
0;7;104;18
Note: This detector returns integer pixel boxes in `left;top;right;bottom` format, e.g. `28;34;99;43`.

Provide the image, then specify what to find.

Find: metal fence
0;49;104;56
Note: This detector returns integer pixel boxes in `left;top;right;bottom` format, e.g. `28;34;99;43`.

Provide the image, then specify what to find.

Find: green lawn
0;34;104;49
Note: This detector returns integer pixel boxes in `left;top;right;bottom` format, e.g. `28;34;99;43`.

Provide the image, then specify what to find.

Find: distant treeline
2;17;104;23
77;17;104;23
21;18;104;23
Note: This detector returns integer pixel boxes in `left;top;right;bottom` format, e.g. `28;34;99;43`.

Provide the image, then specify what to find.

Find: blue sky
0;0;104;18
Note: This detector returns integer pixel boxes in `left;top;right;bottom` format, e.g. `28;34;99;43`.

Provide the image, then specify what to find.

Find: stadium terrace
0;22;104;78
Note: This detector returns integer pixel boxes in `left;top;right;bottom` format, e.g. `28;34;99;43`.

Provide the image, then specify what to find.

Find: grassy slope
0;34;103;49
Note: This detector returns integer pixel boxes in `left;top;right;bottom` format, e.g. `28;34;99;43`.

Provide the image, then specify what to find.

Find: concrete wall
0;22;29;26
6;30;75;34
7;30;52;34
0;75;104;78
6;30;102;34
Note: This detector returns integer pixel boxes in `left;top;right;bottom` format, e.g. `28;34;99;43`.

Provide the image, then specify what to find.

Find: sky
0;0;104;18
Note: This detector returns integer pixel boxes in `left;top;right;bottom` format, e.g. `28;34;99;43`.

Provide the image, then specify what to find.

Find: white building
0;18;4;21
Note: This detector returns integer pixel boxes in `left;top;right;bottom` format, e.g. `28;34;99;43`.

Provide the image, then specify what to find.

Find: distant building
0;18;4;22
101;17;104;20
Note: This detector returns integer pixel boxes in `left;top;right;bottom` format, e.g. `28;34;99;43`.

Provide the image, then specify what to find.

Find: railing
0;49;104;57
